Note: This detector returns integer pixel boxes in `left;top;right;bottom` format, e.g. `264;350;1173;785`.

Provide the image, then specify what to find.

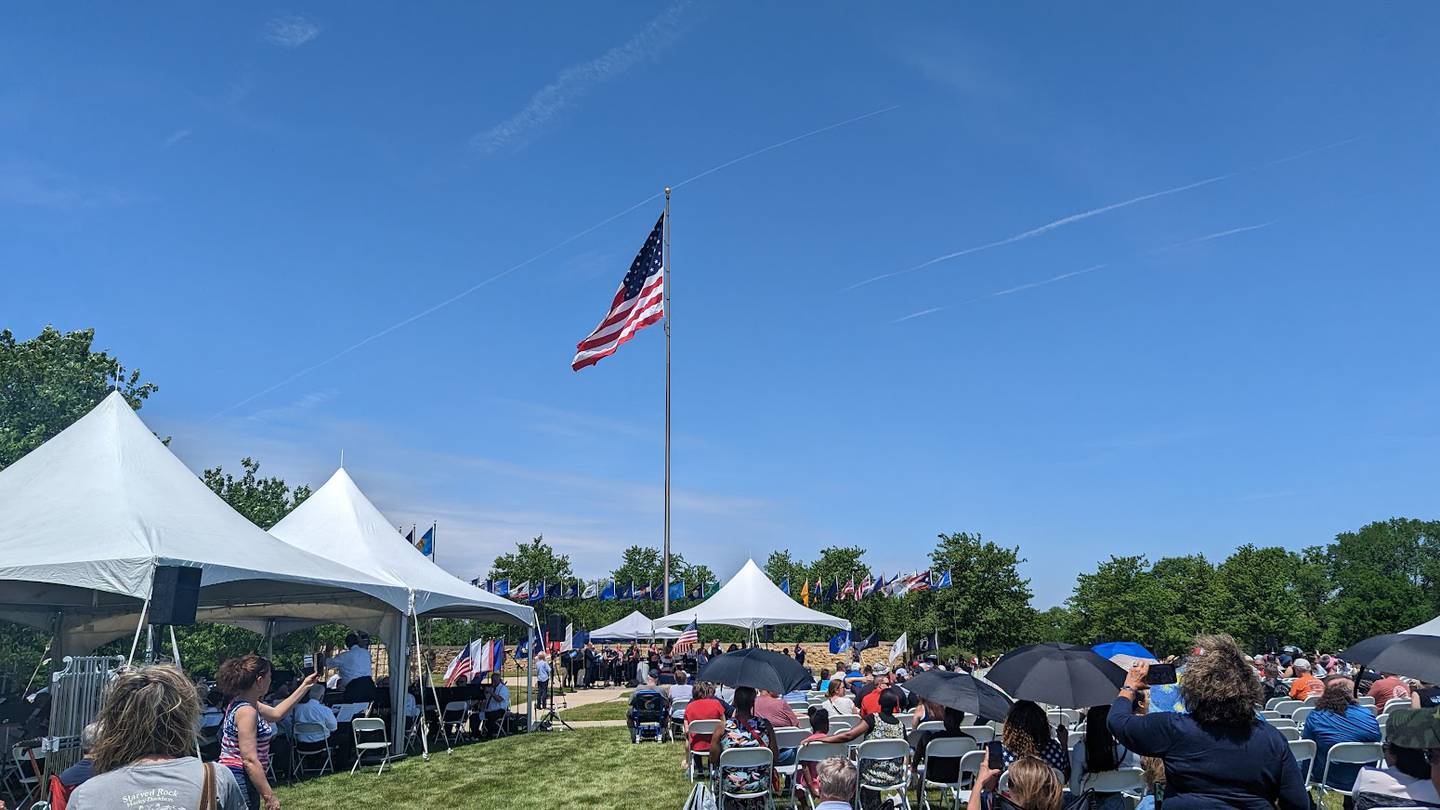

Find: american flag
673;617;699;654
572;213;666;371
443;642;473;686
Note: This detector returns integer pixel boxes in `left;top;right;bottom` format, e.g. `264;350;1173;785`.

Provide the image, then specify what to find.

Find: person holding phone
1107;634;1308;810
967;754;1064;810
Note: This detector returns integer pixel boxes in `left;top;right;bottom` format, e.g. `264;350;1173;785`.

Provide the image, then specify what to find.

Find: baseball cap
1293;658;1311;670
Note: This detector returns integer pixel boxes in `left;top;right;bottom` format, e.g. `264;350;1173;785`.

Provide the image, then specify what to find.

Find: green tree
489;535;574;587
1028;605;1074;643
763;550;807;598
1150;555;1224;654
1066;555;1169;650
201;458;311;530
925;532;1034;656
1214;545;1318;651
1323;519;1439;646
0;326;157;470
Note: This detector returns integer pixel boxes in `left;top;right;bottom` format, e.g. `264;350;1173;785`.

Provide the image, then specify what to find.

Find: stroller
628;692;671;744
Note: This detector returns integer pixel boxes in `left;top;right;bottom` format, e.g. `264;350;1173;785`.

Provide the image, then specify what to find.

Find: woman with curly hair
216;654;317;810
68;665;245;809
999;700;1071;780
1108;634;1308;810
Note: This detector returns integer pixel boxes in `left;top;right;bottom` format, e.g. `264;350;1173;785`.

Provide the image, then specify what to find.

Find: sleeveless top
218;698;275;777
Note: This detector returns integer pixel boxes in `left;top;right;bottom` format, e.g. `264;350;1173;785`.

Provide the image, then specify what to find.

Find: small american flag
572;213;666;371
443;642;473;686
673;617;699;653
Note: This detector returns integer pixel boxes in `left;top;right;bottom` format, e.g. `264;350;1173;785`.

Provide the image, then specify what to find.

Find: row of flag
782;569;953;605
403;522;436;559
468;577;719;603
442;638;505;686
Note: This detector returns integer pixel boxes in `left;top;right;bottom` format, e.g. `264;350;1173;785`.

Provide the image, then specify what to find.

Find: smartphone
303;654;315;671
986;740;1005;771
1146;663;1177;685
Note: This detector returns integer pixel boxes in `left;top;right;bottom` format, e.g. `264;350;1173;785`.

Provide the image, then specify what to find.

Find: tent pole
526;625;535;730
409;604;431;761
126;596;151;666
169;625;202;759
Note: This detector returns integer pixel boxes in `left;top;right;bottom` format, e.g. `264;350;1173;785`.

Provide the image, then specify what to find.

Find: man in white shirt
329;632;376;701
482;672;510;738
289;685;338;743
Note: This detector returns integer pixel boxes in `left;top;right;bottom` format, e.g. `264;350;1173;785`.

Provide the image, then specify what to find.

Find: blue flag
494;579;510;597
651;583;664;601
938;570;952;588
619;581;634;600
564;580;579;600
780;577;790;595
668;581;686;600
417;525;435;556
828;630;851;654
600;580;616;601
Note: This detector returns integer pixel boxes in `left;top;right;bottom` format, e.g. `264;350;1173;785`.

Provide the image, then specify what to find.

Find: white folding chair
954;749;987;805
1291;706;1314;726
829;715;860;733
1315;741;1383;800
440;700;470;744
773;727;811;787
714;746;776;809
684;719;722;781
1383;698;1411;714
916;720;946;734
795;715;812;731
1302;696;1320;707
8;743;44;807
1079;767;1145;797
1266;696;1289;710
1288;738;1316;784
1356;696;1376;707
1276;725;1301;741
855;738;912;809
918;737;977;810
1268;716;1296;729
349;717;392;775
791;741;848;808
669;698;690;736
1259;710;1282;720
290;723;335;778
959;725;994;744
788;701;811;713
1274;700;1303;717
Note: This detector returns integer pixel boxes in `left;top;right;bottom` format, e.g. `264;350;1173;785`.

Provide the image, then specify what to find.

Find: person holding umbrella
1108;634;1308;810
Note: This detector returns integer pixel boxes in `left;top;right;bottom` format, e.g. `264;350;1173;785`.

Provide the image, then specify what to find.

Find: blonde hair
91;665;200;773
1006;756;1063;810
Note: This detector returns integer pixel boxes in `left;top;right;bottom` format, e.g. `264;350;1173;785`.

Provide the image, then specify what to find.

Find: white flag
888;632;908;665
560;622;575;652
582;581;599;599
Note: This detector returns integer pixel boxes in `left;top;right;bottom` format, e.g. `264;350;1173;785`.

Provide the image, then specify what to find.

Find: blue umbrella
1092;641;1156;661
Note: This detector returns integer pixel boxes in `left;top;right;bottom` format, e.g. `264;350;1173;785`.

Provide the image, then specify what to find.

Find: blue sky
5;3;1439;606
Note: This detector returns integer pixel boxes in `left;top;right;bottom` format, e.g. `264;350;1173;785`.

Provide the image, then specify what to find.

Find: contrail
845;174;1232;291
208;105;900;420
1149;221;1276;253
892;219;1275;324
891;264;1108;323
846;136;1359;292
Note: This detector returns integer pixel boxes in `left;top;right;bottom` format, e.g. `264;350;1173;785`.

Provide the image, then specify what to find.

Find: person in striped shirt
217;655;318;810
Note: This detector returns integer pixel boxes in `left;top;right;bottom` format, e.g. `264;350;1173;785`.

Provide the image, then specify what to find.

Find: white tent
1403;615;1440;636
264;467;536;752
653;559;850;631
0;392;408;655
590;610;682;641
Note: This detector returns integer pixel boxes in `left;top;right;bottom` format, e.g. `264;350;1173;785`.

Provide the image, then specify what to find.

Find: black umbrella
986;642;1126;709
902;670;1013;722
698;648;813;694
1338;634;1440;684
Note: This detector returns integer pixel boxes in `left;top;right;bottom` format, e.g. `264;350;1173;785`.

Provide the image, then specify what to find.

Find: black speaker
150;566;202;625
763;625;774;643
546;613;567;639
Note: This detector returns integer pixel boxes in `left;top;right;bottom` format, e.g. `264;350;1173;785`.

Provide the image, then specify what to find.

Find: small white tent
1403;615;1440;636
654;559;850;631
590;610;682;641
0;392;407;656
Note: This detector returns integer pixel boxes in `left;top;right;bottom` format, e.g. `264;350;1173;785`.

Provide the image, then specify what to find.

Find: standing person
68;665;245;810
794;642;807;668
1304;677;1382;793
216;655;315;810
329;632;376;702
1109;634;1308;810
535;651;552;710
708;686;779;809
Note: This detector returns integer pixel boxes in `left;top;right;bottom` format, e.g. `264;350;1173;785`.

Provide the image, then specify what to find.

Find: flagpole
662;186;673;617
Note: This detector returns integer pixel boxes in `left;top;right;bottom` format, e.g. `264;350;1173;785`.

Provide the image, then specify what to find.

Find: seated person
912;707;974;805
798;708;833;798
753;690;800;765
1352;709;1440;810
481;672;510;737
58;721;101;789
666;669;694;715
814;756;859;810
331;632;377;701
628;676;668;733
682;682;728;769
289;684;338;743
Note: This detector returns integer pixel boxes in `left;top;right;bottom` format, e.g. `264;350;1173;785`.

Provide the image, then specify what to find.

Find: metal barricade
43;655;124;781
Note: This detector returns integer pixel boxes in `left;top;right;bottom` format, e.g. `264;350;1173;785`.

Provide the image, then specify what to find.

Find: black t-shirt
1416;686;1440;707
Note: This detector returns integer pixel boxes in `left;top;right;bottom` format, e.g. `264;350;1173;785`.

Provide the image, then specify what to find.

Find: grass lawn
559;698;631;722
275;728;691;809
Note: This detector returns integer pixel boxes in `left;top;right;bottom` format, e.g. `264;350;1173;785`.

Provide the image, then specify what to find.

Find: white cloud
264;14;321;48
471;0;695;154
163;129;192;148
